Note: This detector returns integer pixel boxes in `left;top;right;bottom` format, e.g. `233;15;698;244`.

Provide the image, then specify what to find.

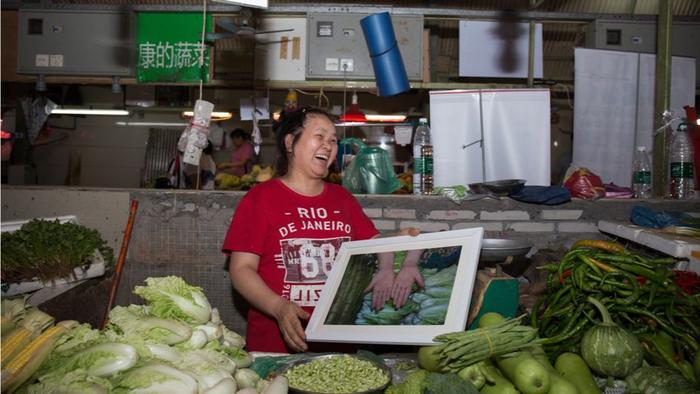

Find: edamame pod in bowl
283;354;392;394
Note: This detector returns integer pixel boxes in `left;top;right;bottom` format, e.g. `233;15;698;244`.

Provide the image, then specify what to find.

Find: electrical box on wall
306;13;423;80
17;10;134;76
585;20;700;84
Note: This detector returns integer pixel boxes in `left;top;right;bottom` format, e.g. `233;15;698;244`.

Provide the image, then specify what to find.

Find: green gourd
555;353;601;394
581;296;643;378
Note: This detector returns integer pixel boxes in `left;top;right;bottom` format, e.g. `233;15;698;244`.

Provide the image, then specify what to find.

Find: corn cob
1;327;34;365
1;320;79;393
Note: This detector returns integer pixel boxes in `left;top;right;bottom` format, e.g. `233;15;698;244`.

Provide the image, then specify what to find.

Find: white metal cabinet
430;89;551;188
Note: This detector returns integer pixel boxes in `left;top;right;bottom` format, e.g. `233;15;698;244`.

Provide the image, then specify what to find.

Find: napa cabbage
133;276;212;324
107;305;191;345
111;363;198;394
26;369;112;394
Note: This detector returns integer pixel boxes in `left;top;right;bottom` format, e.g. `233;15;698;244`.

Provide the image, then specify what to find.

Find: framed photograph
306;228;484;346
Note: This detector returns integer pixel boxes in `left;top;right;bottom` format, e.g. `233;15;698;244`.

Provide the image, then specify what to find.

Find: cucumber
555;353;601;394
326;254;375;324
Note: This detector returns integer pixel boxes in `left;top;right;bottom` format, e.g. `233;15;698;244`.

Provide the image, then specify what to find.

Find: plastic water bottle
632;146;652;198
669;123;695;199
413;118;433;195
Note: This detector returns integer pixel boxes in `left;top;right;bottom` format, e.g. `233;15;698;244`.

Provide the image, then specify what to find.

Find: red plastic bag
563;166;606;200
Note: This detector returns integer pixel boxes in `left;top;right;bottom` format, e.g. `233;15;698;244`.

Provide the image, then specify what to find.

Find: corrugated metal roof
38;0;700;15
10;1;697;84
265;0;700;16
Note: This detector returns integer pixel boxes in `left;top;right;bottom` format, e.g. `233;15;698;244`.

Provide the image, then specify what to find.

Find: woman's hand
392;266;423;309
396;227;420;237
364;267;395;310
391;249;424;308
273;299;310;352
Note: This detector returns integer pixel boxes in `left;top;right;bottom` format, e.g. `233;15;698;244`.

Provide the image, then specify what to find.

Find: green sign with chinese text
137;12;212;83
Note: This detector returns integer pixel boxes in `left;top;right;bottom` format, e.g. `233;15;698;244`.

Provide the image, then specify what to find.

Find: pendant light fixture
340;91;366;123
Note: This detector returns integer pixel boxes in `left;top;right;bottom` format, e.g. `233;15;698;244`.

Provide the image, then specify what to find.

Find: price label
395;126;413;146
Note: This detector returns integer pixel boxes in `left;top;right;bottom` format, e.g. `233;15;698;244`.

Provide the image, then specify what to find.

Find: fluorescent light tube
182;111;233;121
365;114;407;122
51;108;130;116
116;121;188;127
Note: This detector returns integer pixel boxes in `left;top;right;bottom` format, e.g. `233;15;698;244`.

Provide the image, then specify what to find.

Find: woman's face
285;114;338;179
232;136;244;147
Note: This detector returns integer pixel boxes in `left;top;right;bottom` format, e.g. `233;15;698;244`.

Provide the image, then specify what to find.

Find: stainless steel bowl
480;238;532;262
284;354;392;394
468;179;526;196
479;238;533;277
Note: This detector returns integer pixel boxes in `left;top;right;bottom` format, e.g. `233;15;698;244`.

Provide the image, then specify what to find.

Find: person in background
173;140;216;189
218;128;257;176
222;107;421;353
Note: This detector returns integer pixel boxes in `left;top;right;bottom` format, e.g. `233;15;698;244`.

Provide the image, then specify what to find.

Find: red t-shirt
229;141;256;176
222;178;378;353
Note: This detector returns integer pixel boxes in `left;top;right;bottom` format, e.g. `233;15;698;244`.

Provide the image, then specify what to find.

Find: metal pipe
528;21;536;87
652;0;673;197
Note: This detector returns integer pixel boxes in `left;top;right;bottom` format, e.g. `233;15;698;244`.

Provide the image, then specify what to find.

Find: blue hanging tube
360;12;410;97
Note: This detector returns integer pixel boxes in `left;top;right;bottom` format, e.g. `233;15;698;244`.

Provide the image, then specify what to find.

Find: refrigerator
429;89;551;187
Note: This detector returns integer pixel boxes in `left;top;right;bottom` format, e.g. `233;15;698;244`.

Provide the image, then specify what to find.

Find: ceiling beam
7;2;700;22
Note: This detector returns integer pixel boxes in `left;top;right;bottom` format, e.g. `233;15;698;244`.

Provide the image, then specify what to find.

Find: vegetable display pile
427;316;540;372
1;219;114;283
533;239;700;385
0;276;286;394
284;355;389;393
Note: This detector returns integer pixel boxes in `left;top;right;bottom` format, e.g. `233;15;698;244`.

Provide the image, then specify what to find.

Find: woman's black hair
229;128;248;140
274;106;336;177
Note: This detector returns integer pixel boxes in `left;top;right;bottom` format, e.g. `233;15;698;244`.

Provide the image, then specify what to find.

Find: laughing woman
222;107;420;353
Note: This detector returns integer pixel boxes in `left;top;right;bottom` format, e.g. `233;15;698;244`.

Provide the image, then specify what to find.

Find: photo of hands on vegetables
324;246;462;325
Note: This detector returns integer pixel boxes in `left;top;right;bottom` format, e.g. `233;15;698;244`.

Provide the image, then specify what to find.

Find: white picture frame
306;228;484;346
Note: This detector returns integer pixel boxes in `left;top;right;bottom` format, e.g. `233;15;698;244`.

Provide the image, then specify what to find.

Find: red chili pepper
636;276;648;285
673;270;700;295
560;269;572;285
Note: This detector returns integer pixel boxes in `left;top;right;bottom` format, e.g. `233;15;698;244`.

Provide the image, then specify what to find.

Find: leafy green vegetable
423;372;479;394
107;306;192;345
234;368;260;389
206;340;253;368
1;297;29;335
26;369;112;394
39;323;105;376
1;219;114;283
424;264;458;288
625;366;698;394
133;276;212;324
180;351;235;392
385;369;428;394
111;363;199;394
